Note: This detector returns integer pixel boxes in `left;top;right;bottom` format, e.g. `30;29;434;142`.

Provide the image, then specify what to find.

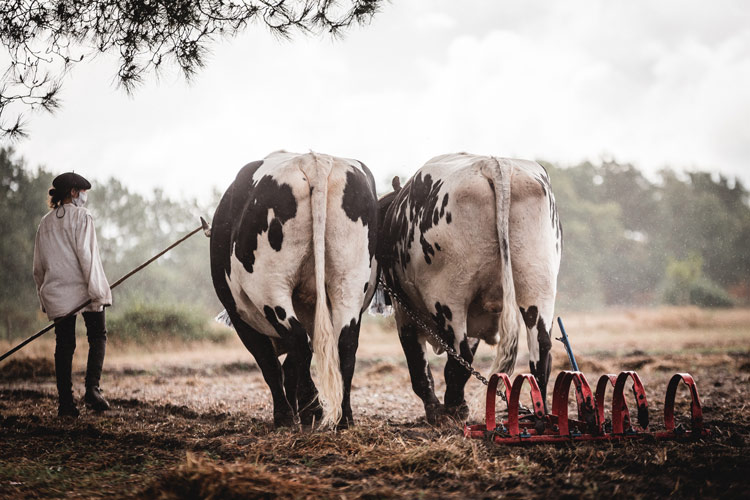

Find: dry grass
143;453;334;499
0;356;55;380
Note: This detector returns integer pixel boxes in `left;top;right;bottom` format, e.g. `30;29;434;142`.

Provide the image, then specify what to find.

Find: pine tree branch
0;0;382;138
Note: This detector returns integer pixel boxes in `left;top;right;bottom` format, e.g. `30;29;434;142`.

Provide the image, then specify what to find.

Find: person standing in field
33;172;112;417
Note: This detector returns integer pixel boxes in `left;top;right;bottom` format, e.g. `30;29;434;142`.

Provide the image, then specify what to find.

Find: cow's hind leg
336;316;362;428
264;304;321;426
328;294;366;428
230;312;296;428
518;301;555;413
295;339;322;426
444;337;480;420
514;261;557;413
509;173;561;414
282;354;298;415
415;298;476;422
397;318;445;424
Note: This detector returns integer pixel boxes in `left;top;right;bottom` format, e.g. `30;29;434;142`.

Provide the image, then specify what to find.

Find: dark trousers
54;311;107;403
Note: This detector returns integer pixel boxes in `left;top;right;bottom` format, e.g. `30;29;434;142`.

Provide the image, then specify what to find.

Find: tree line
547;160;749;310
1;147;748;339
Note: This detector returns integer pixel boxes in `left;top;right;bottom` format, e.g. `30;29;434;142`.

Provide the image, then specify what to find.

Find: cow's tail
481;158;525;376
300;153;342;428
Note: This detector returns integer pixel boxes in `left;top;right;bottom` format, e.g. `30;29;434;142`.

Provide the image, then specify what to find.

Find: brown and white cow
376;153;562;424
210;151;378;428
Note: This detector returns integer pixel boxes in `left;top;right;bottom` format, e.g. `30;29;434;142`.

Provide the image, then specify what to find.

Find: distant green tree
663;253;703;305
663;253;734;308
547;162;663;308
0;148;53;337
547;164;619;308
87;179;221;317
658;170;750;293
547;160;750;310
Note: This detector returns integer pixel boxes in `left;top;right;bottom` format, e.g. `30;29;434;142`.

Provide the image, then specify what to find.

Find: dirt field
1;307;748;499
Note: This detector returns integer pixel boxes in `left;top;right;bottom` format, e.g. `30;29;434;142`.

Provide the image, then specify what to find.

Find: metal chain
377;277;507;402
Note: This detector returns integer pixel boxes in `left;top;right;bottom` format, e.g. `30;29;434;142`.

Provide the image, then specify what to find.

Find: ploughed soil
1;307;749;499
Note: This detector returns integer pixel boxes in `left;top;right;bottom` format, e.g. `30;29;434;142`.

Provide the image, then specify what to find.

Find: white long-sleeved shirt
33;203;112;320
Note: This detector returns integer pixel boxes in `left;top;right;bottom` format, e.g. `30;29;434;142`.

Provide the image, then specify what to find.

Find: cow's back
211;151;378;339
381;153;559;343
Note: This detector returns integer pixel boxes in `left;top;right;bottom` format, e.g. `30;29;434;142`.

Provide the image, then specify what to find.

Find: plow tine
664;373;704;435
612;371;649;433
552;372;572;436
486;373;512;432
508;375;544;437
552;371;598;436
551;371;568;417
632;379;649;430
595;374;618;431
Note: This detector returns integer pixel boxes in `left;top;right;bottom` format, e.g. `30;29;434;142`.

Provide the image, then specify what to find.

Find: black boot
58;395;80;417
83;312;109;412
84;386;110;412
55;315;78;418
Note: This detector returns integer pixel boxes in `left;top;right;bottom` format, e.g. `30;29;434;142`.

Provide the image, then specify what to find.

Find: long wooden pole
0;222;206;364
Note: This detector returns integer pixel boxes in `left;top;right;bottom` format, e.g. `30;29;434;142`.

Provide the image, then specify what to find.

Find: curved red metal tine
570;372;597;422
508;374;544;436
630;373;649;430
551;371;574;436
664;373;704;434
572;374;586;410
595;374;618;430
573;372;598;431
551;371;571;417
612;371;649;433
486;373;512;431
553;371;599;436
552;371;573;436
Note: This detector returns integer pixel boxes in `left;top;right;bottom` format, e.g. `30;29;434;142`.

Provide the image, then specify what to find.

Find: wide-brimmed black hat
50;172;91;195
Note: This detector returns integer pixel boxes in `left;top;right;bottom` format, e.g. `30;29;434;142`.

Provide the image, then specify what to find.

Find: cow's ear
392;176;402;192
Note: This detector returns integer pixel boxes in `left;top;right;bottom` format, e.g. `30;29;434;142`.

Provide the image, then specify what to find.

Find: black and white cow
210;151;378;428
377;153;562;424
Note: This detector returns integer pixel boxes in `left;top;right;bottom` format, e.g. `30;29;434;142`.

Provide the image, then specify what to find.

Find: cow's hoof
299;405;323;426
425;403;448;426
445;401;470;421
273;412;297;428
337;415;355;430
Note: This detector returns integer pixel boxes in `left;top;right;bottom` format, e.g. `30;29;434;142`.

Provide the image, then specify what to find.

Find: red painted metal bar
551;371;598;436
508;374;544;436
571;371;598;430
664;373;704;435
595;374;618;429
612;371;649;434
485;373;512;432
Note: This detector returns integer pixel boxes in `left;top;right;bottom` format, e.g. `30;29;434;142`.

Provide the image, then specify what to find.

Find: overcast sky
6;0;750;201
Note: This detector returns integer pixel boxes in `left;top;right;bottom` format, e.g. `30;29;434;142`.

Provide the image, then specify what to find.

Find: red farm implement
464;370;709;444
